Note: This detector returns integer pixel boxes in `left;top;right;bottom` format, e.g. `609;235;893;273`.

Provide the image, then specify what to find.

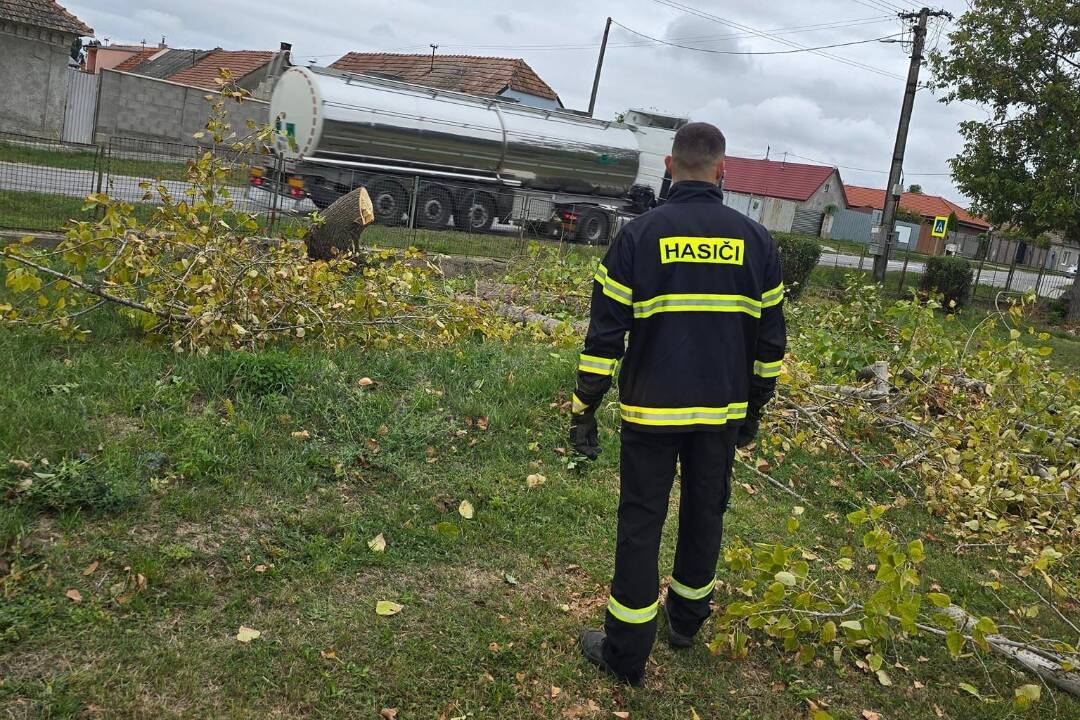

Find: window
824;183;831;193
1063;250;1073;266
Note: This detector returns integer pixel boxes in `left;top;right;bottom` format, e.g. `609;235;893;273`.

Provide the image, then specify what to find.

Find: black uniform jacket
574;180;787;432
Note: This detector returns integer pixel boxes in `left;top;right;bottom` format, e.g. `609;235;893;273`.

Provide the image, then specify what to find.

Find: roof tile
329;52;559;101
166;49;274;90
723;156;837;202
113;47;159;73
844;185;989;229
0;0;92;35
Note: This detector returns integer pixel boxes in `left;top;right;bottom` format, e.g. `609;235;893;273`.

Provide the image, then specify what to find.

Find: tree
930;0;1080;317
907;184;923;194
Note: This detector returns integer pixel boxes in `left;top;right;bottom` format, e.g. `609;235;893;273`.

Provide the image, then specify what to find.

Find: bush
774;233;822;301
2;458;136;514
918;255;973;309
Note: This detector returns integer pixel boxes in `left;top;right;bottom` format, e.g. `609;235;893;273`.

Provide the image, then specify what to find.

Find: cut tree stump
305;186;374;260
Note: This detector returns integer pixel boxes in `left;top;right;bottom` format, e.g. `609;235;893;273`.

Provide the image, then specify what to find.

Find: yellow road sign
931;215;950;238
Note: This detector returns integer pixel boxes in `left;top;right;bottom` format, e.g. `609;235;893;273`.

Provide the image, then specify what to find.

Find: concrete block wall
95;70;269;146
0;21;75;139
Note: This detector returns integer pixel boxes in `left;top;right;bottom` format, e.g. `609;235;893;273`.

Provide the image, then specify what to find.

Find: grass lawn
0;141;194;183
1;297;1078;719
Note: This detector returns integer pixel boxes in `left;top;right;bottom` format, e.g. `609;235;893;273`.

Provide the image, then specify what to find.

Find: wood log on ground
815;361;892;401
938;605;1080;698
456;292;587;336
305;187;374;260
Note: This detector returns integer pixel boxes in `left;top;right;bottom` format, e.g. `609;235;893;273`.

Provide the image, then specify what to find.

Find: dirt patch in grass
100;413;141;437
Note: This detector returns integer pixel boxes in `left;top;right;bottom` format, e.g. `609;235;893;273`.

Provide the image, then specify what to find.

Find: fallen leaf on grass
876;669;893;686
368;533;387;552
476;416;489;431
236;626;261;642
291;430;311;440
82;561;99;576
8;459;31;472
504;572;519;586
379;709;397;720
691;710;702;720
376;600;403;616
550;685;561;699
613;713;630;719
526;473;547;488
358;377;374;387
741;482;756;495
65;588;82;603
862;711;881;720
458;500;474;519
913;680;925;689
320;648;337;660
254;564;268;573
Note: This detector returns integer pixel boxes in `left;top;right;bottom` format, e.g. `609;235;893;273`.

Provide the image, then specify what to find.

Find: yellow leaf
376;600;403;616
368;533;387;552
291;430;311;440
526;473;547;488
82;561;99;576
458;500;475;519
236;626;261;642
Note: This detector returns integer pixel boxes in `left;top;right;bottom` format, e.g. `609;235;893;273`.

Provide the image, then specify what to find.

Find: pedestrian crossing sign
931;215;949;238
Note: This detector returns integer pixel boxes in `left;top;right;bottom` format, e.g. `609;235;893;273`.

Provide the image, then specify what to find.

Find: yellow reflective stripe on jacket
594;263;632;306
632;293;763;319
669;576;716;601
753;359;783;378
607;595;659;624
761;282;785;308
620;402;749;427
578;353;617;376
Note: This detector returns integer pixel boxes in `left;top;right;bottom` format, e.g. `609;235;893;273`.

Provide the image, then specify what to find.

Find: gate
63;69;99;145
791;208;824;237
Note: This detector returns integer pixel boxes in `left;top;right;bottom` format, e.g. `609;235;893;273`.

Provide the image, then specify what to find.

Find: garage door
791;208;824;237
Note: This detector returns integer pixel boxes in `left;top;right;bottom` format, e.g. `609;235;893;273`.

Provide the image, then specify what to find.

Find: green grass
0;141;192;182
1;302;1077;718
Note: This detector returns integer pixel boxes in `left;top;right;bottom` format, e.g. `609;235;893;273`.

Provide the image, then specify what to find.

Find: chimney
159;36;167;48
280;42;292;65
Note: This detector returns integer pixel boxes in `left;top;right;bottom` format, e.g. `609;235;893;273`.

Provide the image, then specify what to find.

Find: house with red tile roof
844;184;990;256
721;156;846;236
329;52;563;110
0;0;93;138
166;49;276;91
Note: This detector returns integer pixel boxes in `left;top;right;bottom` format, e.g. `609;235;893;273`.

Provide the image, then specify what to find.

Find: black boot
579;629;643;687
660;602;694;649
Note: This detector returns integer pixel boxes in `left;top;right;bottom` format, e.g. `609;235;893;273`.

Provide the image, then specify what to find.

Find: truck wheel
416;184;453;229
575;208;611;245
367;178;409;226
453;192;496;233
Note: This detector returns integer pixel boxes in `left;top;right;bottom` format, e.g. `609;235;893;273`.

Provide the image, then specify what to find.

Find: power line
611;20;903;56
782;151;951;176
647;0;906;80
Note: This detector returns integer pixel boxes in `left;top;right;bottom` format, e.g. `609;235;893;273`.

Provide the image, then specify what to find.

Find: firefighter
570;122;786;686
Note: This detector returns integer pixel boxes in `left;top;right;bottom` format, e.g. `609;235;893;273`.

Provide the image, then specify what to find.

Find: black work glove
737;397;767;448
569;407;601;460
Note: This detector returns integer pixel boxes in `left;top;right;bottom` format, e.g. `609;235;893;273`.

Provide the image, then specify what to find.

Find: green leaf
958;682;981;698
820;621;837;644
1014;684;1041;711
927;592;951;608
836;557;854;571
974;616;998;636
839;620;862;632
867;653;883;672
876;669;893;686
846;509;869;526
1037;346;1053;356
774;571;797;587
946;630;965;659
907;539;926;563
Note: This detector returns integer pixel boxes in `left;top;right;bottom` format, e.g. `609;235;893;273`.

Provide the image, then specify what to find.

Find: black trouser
601;425;737;681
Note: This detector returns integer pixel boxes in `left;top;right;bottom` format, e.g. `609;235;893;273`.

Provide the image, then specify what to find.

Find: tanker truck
252;65;686;243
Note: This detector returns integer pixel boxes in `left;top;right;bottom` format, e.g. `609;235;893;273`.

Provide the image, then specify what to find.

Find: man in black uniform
569;122;786;685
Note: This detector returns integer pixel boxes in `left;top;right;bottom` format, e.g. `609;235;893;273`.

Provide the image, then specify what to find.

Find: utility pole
429;44;438;72
872;7;953;282
588;17;612;117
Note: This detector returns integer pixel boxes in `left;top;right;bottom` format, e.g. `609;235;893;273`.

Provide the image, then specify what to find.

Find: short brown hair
671;122;726;175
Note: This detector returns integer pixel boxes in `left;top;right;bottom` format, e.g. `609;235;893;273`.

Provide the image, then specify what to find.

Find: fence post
857;245;866;273
95;140;108;220
1004;252;1018;294
897;252;910;295
407;176;420;232
972;245;987;302
1034;261;1047;298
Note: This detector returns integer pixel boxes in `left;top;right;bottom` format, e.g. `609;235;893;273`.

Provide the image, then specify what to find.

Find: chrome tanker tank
269;66;642;198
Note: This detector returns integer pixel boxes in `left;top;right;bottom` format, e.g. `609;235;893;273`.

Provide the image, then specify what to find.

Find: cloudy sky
66;0;985;201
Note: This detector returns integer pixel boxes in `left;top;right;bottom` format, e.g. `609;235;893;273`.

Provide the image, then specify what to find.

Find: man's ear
715;158;726;184
664;155;674;176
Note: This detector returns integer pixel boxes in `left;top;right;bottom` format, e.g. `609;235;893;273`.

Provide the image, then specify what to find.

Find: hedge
919;255;973;309
774;232;822;301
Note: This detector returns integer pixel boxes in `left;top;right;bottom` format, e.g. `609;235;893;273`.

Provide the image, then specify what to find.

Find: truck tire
575;208;611;245
453;191;496;233
367;178;409;226
305;186;372;260
416;184;453;229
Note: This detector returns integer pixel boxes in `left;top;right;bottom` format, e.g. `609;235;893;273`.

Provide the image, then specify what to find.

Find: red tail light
561;212;578;222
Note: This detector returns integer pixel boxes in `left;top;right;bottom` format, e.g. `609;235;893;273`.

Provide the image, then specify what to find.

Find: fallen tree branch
2;249;193;322
457;292;587;336
735;458;810;505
